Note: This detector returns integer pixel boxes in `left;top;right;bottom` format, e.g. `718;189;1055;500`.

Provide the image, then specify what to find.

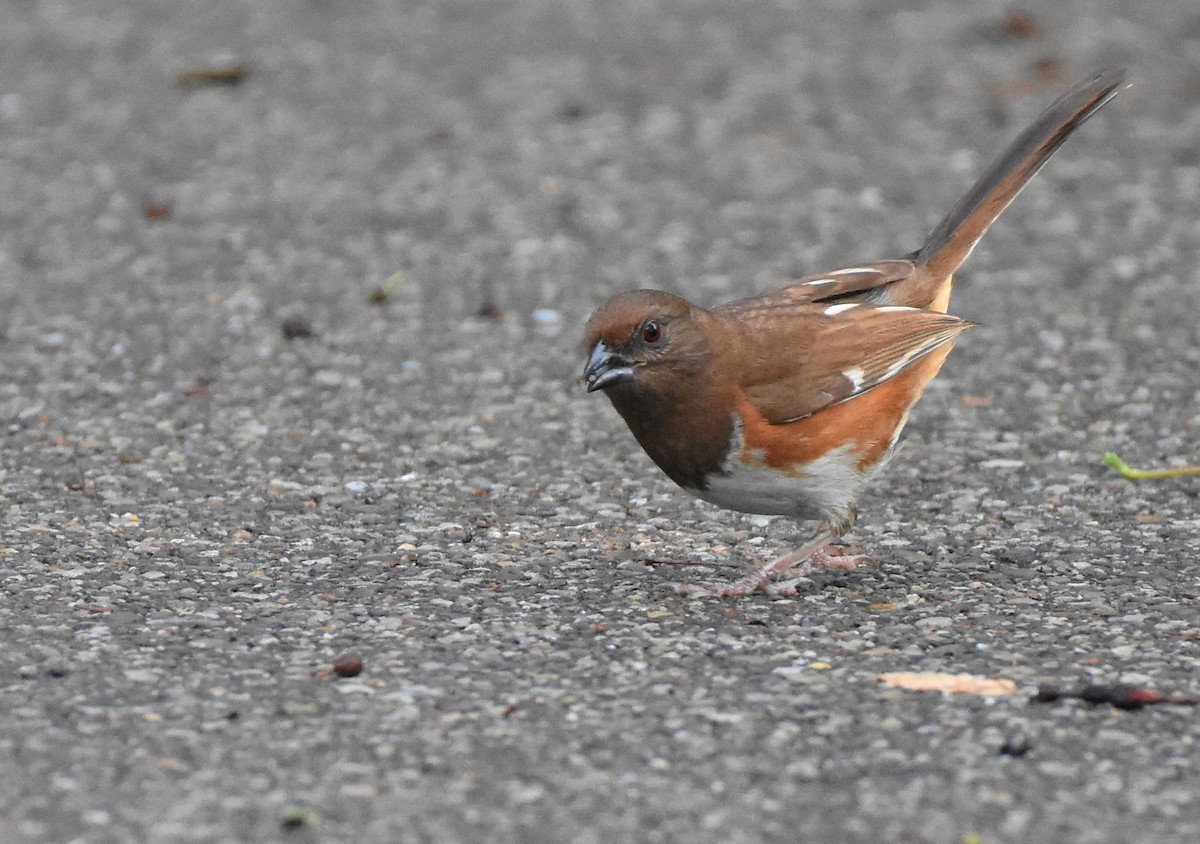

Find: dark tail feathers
913;68;1127;281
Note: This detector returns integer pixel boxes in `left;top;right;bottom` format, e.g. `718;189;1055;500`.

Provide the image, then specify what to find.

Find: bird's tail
913;68;1127;283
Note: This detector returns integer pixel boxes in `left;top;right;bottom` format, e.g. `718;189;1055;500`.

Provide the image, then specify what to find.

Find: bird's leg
677;527;838;597
801;509;878;573
764;543;873;597
677;511;870;598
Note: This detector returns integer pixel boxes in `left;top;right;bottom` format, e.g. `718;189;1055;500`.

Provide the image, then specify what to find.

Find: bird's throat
605;384;734;492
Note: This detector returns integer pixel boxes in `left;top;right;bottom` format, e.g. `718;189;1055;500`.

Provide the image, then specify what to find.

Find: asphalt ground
1;1;1198;842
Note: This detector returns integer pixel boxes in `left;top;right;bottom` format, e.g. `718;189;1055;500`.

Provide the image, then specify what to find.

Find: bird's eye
642;320;662;344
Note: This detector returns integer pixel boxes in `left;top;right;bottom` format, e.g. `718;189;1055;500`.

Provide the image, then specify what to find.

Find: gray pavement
1;1;1198;842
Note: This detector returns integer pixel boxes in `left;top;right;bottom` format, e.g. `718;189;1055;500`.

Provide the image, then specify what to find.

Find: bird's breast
692;414;867;523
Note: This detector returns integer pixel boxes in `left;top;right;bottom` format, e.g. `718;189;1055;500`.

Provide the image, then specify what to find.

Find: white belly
693;443;868;523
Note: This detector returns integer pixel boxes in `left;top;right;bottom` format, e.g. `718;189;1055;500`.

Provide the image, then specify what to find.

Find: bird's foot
809;544;872;572
675;569;814;598
677;531;865;598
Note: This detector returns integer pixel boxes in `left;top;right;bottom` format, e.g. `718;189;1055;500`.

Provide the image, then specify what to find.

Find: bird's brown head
581;290;712;397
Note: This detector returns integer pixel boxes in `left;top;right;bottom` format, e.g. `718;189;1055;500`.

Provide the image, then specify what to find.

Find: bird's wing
718;260;916;311
725;303;973;424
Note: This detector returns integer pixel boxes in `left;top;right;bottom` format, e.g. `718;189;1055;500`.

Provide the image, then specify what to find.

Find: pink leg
761;546;872;597
677;527;866;597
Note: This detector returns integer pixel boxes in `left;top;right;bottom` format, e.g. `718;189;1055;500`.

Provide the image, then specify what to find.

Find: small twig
367;271;407;304
1032;683;1200;710
1103;452;1200;480
175;64;248;87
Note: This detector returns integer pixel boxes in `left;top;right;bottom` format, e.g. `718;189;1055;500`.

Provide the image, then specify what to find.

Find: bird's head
581;290;711;396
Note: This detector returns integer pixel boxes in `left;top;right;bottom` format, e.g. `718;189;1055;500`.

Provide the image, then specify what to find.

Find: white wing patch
881;345;934;383
843;367;866;391
826;266;879;276
823;303;858;316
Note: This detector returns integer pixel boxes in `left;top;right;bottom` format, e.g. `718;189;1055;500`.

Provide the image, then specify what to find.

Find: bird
581;68;1127;597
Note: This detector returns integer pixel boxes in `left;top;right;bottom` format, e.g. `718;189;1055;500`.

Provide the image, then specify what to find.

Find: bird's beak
583;341;635;392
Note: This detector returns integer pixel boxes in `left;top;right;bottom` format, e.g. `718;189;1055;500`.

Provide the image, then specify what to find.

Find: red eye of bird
642;320;661;344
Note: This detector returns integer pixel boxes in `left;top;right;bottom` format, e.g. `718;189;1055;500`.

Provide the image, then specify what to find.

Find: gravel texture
1;1;1198;842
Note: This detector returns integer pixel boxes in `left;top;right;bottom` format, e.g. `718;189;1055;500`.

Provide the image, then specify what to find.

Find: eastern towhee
582;69;1127;597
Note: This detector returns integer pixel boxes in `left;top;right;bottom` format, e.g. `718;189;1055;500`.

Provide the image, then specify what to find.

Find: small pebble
332;656;363;678
281;317;314;340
